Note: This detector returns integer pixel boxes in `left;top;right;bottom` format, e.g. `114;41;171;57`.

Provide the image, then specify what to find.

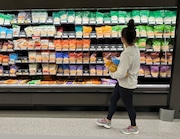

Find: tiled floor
0;111;179;139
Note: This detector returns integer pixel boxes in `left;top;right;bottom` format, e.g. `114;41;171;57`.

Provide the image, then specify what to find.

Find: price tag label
69;33;75;38
97;45;102;51
90;33;96;38
112;20;118;24
62;33;68;38
146;49;153;52
104;45;110;51
57;73;63;76
16;72;22;75
90;21;96;24
104;20;111;24
10;74;16;77
110;45;116;50
47;19;53;24
61;20;67;24
36;72;42;75
139;48;146;51
145;75;151;78
117;48;123;51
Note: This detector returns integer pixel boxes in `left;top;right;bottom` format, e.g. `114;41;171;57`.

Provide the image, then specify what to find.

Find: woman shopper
96;19;140;135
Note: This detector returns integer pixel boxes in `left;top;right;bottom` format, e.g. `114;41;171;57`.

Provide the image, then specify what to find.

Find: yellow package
95;27;103;37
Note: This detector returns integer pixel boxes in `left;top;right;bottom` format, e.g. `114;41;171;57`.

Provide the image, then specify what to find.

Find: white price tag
145;75;151;78
104;20;111;24
61;20;67;24
57;73;63;76
146;49;153;52
90;21;96;24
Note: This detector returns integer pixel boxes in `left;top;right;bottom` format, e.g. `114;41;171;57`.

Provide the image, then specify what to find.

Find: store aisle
0;111;179;139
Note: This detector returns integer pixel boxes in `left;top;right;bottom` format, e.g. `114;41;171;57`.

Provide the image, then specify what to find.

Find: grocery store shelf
0;48;174;52
2;33;173;39
0;84;169;89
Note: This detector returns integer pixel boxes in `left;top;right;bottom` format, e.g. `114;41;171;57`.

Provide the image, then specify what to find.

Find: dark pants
107;83;136;126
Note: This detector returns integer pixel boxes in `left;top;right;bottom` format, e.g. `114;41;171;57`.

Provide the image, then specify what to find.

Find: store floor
0;111;179;139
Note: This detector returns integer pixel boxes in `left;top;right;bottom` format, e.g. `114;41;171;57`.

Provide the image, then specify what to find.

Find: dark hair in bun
121;19;136;45
127;19;135;30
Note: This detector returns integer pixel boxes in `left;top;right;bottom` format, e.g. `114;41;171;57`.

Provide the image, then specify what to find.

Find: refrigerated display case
0;0;178;109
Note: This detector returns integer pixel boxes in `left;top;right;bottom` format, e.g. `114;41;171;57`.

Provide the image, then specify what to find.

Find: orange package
2;55;9;64
83;39;91;49
62;40;69;50
0;54;3;64
54;40;62;50
69;39;76;50
76;40;83;49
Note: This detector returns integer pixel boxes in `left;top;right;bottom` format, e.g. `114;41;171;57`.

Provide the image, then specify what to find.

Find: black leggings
107;83;136;126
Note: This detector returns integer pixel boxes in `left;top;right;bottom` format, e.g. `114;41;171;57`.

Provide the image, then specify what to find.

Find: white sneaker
121;126;139;135
96;118;111;129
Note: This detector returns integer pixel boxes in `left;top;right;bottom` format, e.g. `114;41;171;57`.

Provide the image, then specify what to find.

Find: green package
138;38;147;48
148;11;155;24
154;25;164;37
104;13;111;23
164;10;172;24
110;11;118;22
75;11;82;24
146;26;154;37
82;11;90;23
59;11;67;22
136;25;146;37
140;10;150;23
164;25;171;37
53;12;60;24
132;10;140;23
28;80;40;84
96;12;104;23
172;10;177;24
89;12;96;23
154;10;164;24
111;25;120;37
67;10;75;22
0;14;4;24
119;11;126;23
152;39;161;51
125;12;132;23
162;40;170;51
170;26;175;38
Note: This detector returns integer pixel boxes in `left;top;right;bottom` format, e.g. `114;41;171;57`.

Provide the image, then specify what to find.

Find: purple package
70;65;77;70
160;66;168;72
77;65;83;70
96;65;103;70
0;66;3;73
151;66;159;72
90;65;95;70
101;78;117;84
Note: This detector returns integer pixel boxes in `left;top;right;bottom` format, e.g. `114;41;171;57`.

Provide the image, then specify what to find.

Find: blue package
56;52;63;58
63;64;70;70
6;29;13;36
9;53;18;61
111;57;120;65
75;26;83;32
63;52;69;58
